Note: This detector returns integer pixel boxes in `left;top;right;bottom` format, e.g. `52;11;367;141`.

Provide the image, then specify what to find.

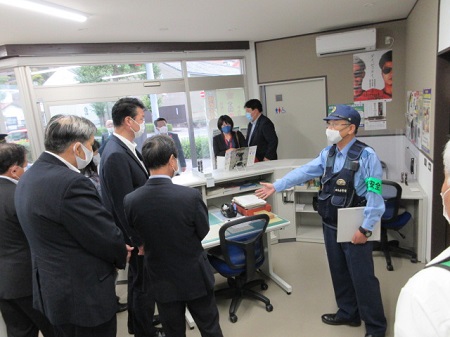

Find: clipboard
337;207;381;242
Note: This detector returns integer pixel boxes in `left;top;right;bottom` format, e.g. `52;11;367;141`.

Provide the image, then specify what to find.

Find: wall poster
353;50;393;102
406;89;432;154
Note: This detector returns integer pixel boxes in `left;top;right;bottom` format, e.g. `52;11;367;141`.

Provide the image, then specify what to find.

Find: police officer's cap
324;105;361;127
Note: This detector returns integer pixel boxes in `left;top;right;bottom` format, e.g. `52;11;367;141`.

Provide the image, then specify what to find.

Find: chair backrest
218;214;270;280
381;180;402;224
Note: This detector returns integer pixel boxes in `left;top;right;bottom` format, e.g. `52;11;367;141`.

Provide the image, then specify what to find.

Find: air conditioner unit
316;28;376;57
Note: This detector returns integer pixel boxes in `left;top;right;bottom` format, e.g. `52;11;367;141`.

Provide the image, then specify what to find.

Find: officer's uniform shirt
273;137;385;231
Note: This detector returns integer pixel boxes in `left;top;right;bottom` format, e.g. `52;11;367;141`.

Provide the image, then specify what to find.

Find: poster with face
353;50;393;102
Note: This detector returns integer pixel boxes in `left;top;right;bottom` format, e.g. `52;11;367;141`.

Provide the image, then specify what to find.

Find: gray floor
116;241;424;337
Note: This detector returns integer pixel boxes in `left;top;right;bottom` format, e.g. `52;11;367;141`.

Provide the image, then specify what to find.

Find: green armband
365;177;382;195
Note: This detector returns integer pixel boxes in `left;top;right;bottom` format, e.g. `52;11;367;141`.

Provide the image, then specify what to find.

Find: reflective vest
317;140;368;226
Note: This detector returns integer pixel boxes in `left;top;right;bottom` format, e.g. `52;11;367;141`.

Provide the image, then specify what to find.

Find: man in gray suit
0;143;55;337
15;115;131;337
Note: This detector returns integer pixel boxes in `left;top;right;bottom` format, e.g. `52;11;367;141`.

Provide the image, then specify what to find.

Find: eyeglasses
326;122;351;129
382;67;392;74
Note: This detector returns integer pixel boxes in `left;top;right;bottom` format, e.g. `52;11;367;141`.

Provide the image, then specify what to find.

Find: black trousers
0;296;55;337
53;315;116;337
157;290;223;337
127;251;157;337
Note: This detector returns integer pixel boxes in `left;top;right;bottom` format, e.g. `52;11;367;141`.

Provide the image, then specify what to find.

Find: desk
396;181;427;262
185;212;292;329
174;161;428;262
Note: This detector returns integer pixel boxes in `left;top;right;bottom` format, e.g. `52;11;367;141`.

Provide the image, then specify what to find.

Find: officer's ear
348;124;357;135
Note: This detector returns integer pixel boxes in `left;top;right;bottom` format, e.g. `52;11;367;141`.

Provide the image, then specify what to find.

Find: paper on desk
233;194;266;208
203;224;221;243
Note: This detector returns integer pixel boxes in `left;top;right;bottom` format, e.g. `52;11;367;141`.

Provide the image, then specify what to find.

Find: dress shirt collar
251;114;261;127
0;175;18;184
113;132;137;154
336;137;357;157
149;174;172;180
45;151;79;173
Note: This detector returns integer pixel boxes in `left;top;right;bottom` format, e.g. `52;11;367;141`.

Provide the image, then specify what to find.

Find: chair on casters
373;180;418;271
207;214;273;323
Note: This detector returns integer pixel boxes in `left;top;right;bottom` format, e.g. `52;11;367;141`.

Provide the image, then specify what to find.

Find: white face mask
158;125;168;134
131;119;145;138
441;187;450;224
326;128;343;144
107;127;114;134
74;143;93;170
92;153;101;166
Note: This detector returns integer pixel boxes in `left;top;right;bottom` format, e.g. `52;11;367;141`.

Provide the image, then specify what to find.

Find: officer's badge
336;179;346;186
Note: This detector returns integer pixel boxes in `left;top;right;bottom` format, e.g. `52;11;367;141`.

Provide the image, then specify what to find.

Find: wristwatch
358;226;372;238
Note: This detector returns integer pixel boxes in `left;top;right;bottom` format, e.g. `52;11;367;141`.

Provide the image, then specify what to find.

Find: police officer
255;105;387;337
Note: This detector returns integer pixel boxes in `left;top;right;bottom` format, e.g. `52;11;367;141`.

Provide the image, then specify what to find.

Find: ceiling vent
316;28;377;57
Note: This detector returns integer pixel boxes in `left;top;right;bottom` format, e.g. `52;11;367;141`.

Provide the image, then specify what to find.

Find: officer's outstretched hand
255;182;276;200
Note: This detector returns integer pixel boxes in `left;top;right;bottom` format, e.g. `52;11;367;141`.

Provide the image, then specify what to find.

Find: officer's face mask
441;185;450;224
326;128;343;144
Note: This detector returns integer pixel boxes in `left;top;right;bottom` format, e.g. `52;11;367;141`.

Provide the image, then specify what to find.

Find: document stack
232;194;272;216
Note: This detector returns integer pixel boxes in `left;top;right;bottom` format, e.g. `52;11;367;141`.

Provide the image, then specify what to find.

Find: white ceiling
0;0;417;46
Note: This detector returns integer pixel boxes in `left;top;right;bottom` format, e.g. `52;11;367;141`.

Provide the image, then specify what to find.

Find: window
0;68;34;162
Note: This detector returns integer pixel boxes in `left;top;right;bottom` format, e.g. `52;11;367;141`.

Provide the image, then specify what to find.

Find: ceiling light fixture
0;0;87;22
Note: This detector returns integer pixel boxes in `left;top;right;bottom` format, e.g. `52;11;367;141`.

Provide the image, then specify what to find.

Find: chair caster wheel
229;314;238;323
387;264;394;271
266;304;273;312
261;283;268;290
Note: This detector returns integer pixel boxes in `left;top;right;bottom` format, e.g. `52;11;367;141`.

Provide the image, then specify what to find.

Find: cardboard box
235;203;272;216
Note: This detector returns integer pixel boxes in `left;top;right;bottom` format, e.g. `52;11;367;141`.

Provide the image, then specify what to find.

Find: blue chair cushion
382;211;412;230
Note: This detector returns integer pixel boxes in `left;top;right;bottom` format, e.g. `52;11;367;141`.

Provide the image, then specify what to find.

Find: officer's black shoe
365;334;385;337
321;313;361;327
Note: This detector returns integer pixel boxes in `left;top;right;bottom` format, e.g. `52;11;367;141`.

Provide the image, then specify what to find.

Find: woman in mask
212;115;247;159
81;139;101;196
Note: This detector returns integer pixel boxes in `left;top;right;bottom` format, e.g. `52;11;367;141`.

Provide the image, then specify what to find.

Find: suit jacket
247;114;278;161
98;132;112;155
168;132;186;168
99;135;149;246
124;177;214;303
0;178;33;299
14;152;127;327
213;130;247;158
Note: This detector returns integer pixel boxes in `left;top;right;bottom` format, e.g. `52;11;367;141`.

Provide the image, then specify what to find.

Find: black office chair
207;214;273;323
373;180;418;271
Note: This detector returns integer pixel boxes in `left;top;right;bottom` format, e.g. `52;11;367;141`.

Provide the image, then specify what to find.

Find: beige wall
255;20;407;135
405;0;438;158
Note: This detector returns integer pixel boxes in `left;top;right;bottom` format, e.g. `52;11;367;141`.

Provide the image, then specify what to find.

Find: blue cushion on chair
382;211;411;230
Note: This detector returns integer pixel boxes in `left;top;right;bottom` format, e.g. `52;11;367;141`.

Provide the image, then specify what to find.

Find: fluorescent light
0;0;87;22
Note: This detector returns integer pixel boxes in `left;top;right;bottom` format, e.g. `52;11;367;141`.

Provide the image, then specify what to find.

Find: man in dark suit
154;117;187;172
244;99;278;162
0;143;55;337
14;115;130;337
99;98;161;337
99;119;114;155
124;135;223;337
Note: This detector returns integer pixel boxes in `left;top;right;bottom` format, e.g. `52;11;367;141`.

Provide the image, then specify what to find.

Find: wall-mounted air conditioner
316;28;377;57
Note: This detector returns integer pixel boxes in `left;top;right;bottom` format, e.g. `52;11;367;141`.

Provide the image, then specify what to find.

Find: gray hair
44;115;96;154
444;140;450;176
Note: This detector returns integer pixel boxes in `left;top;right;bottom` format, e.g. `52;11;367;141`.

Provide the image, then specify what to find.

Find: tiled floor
116;241;423;337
